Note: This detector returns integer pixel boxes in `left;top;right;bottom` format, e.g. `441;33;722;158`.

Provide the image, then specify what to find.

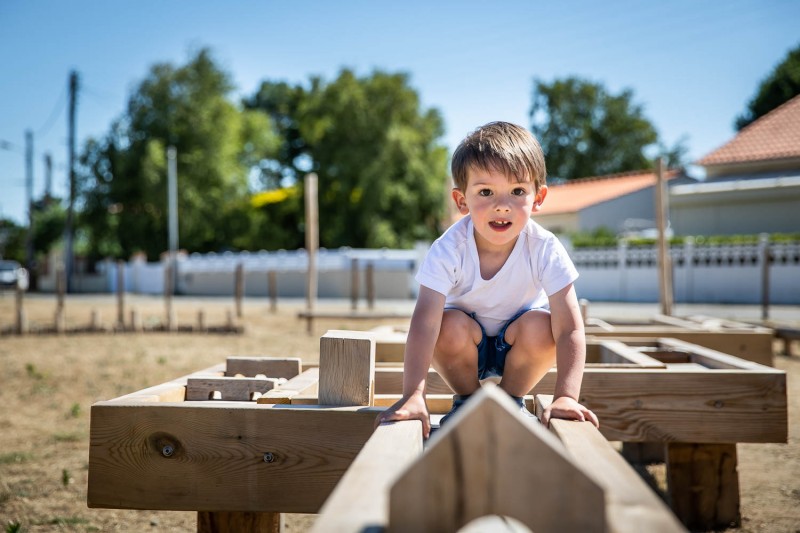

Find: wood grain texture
388;384;606;533
225;357;301;380
312;421;423;532
666;443;740;530
257;368;319;405
88;402;380;513
197;511;283;533
537;395;686;533
318;330;375;406
186;377;278;401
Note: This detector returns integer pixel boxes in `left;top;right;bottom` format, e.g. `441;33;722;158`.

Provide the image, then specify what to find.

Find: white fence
571;240;800;304
39;241;800;305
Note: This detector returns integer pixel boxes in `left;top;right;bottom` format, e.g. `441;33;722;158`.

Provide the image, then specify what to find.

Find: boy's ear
532;185;548;212
452;188;469;215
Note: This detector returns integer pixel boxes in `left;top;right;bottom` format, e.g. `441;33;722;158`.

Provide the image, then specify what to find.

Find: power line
35;82;68;139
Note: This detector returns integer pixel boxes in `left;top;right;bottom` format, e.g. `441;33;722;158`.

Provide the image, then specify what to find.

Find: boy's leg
497;310;556;398
431;309;483;396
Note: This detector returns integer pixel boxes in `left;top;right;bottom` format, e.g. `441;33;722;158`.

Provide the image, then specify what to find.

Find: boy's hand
541;396;599;429
375;392;431;439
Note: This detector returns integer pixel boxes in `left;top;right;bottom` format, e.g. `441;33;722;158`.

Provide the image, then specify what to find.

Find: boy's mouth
489;220;512;230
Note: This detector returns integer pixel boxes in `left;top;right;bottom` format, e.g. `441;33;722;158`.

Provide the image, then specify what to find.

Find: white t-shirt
415;216;579;336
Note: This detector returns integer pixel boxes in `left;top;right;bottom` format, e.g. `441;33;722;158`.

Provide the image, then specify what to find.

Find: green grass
52;432;83;443
0;452;32;465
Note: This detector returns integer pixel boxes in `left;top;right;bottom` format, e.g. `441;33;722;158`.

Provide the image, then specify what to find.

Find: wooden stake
350;258;359;311
197;511;283;533
759;233;770;320
165;261;176;332
655;158;673;316
56;262;66;333
304;173;318;334
234;262;244;318
15;277;27;335
366;262;375;310
116;260;125;330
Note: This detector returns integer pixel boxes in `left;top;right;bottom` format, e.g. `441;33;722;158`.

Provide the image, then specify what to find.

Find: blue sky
1;0;798;225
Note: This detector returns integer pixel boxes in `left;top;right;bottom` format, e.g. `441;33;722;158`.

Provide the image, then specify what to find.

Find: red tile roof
696;94;800;167
541;169;679;216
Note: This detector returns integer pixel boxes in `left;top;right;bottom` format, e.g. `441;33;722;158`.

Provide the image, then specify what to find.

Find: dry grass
0;293;798;532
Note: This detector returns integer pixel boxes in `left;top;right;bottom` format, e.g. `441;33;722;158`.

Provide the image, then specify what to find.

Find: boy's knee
506;311;555;349
438;310;481;349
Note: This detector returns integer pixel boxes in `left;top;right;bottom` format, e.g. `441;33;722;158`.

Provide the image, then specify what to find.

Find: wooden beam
666;443;740;530
312;421;423;532
319;330;375;406
388;385;606;532
225;357;301;380
186;377;278;401
536;395;685;533
257;368;319;405
197;511;283;533
88;402;380;513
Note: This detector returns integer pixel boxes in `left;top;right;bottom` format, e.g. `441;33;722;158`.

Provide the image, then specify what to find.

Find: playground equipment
88;330;786;532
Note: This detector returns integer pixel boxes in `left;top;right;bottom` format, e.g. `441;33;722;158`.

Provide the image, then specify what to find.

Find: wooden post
234;262;244;318
759;233;770;321
667;443;740;530
268;270;277;313
55;262;66;333
304;174;318;334
197;511;283;533
197;309;206;332
655;158;673;316
165;261;176;332
90;309;100;331
350;258;359;311
579;298;589;325
15;273;27;335
130;308;142;333
366;262;375;310
116;260;125;330
319;330;376;406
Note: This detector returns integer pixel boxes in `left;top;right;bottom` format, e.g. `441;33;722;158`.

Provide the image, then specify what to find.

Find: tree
530;77;661;181
246;69;450;249
736;44;800;130
79;49;279;260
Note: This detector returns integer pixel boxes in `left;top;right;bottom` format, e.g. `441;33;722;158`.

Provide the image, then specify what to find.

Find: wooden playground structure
88;325;787;532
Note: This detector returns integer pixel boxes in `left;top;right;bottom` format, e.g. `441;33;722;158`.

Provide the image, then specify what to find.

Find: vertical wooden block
319;330;375;406
667;442;740;530
197;511;283;533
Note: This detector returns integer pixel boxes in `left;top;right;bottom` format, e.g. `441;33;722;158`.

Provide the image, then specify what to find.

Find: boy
376;121;598;439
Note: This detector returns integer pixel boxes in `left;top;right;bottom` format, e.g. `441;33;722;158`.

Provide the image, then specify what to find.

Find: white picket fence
40;240;800;304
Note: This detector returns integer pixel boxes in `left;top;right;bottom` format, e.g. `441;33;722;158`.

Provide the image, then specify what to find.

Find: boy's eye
512;188;528;196
478;189;492;197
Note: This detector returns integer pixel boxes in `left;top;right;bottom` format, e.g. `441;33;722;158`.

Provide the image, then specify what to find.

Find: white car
0;260;26;290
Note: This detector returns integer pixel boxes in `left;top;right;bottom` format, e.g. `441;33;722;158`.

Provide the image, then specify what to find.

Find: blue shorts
451;308;547;380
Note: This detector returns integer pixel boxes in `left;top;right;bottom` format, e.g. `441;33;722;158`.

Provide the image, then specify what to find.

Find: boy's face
452;165;547;254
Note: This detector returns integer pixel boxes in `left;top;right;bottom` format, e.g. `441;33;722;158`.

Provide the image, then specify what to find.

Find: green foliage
25;363;43;380
0;451;32;465
68;403;81;418
5;521;22;533
246;69;449;248
61;469;72;487
0;218;25;262
736;44;800;130
569;231;800;248
530;77;661;180
78;49;280;260
569;227;619;248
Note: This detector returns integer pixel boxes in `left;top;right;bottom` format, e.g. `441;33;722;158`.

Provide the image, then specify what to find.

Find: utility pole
655;158;673;316
44;153;53;200
24;130;34;276
64;70;78;292
167;146;178;294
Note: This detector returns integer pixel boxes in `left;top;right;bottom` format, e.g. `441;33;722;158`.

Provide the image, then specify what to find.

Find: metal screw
263;452;275;463
162;444;174;457
714;400;724;409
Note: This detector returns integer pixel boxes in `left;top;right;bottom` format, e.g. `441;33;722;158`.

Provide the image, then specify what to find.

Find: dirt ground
0;293;798;532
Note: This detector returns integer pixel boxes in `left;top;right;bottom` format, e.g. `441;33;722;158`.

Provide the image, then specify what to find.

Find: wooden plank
88;402;380;513
107;363;225;403
319;330;375;406
666;443;740;530
656;337;773;371
297;310;412;320
536;395;685;533
373;393;535;415
186;377;278;401
225;357;301;380
375;332;407;363
312;421;423;533
257;368;319;405
375;367;452;395
197;511;283;533
598;339;667;368
389;384;606;532
585;328;774;366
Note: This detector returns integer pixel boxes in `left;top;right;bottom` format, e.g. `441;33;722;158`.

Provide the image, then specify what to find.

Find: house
534;169;689;235
670;94;800;236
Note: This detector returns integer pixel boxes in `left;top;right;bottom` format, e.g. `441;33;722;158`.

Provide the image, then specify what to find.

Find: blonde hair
451;121;546;191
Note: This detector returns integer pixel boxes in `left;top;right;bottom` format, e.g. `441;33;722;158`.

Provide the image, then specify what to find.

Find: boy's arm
544;283;599;428
374;286;445;438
